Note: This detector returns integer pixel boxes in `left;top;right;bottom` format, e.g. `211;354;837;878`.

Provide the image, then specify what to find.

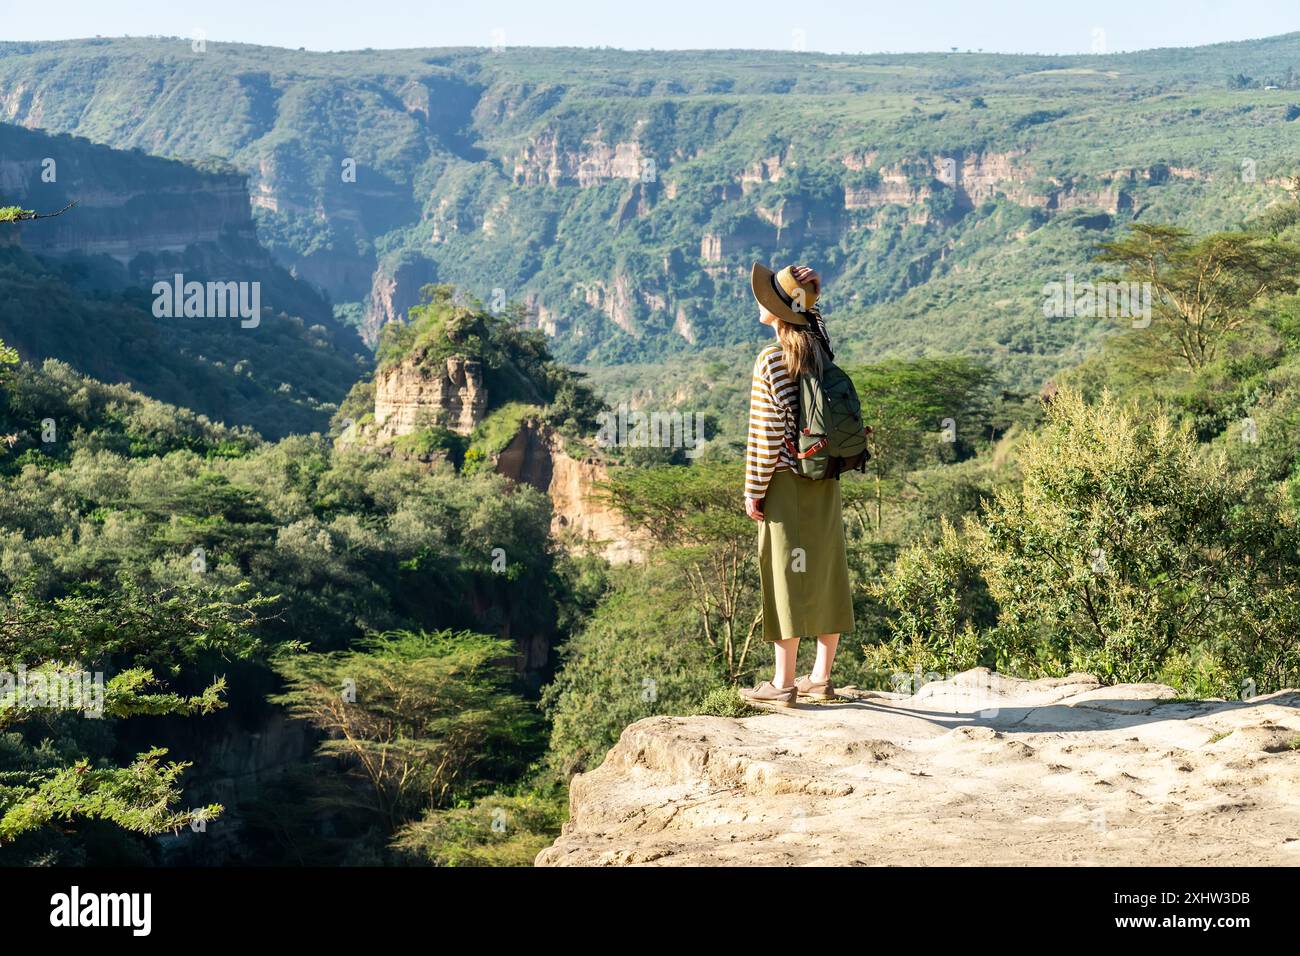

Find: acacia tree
601;463;761;680
0;581;268;850
0;201;76;223
850;357;995;533
0;335;255;854
271;630;537;828
1095;224;1300;370
0;338;16;443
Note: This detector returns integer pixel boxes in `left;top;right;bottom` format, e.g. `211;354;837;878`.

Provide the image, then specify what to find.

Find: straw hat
750;262;818;326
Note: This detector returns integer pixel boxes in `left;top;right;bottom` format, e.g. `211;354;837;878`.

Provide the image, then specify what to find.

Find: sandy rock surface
536;668;1300;866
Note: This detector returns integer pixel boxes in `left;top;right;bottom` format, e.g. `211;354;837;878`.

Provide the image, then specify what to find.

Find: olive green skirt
757;468;855;641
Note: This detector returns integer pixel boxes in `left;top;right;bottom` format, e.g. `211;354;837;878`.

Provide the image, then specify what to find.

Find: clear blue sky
0;0;1297;55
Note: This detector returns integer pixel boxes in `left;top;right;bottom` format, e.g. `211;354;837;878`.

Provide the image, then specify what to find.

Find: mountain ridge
5;34;1300;387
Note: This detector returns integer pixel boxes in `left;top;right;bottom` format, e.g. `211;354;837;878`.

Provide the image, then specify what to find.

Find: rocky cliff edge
537;668;1300;866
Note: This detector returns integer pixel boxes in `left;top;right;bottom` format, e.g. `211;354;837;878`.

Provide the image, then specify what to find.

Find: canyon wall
0;38;1263;379
511;129;649;187
0;122;259;264
359;353;645;564
496;419;647;565
364;255;438;343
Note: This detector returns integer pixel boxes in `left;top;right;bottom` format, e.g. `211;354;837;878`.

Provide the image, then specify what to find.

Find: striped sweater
745;344;797;500
744;315;835;501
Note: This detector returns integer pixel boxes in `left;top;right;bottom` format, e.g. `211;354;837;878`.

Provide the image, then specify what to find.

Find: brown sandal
740;680;798;707
794;675;835;700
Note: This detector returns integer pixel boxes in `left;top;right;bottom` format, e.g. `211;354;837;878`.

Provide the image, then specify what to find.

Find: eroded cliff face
364;256;437;343
511;128;648;187
373;354;488;439
0;123;258;264
840;150;1146;221
538;669;1300;866
358;354;645;562
577;274;642;338
496;419;647;565
0;81;47;129
842;151;1023;224
739;151;791;190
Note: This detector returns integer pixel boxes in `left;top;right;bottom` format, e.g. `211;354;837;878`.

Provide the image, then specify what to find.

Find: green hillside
5;36;1300;387
0;121;372;439
0;244;366;439
0;315;584;865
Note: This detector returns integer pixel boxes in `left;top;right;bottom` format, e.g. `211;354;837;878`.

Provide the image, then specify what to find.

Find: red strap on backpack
785;435;828;460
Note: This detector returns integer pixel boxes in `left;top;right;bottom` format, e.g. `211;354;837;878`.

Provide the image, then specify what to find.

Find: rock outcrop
839;150;1149;222
496;419;647;564
739;153;789;189
538;668;1300;866
373;354;487;439
577;274;641;338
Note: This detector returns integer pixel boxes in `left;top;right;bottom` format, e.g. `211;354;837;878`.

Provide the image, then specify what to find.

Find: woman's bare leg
773;638;800;687
811;633;839;683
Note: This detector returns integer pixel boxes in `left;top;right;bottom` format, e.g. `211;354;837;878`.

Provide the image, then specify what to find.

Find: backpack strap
785;435;828;460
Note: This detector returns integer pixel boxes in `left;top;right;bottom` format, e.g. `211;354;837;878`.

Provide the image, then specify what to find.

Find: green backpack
786;359;872;481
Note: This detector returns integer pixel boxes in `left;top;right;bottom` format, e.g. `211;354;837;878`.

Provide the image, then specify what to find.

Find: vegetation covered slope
6;209;1300;863
5;36;1300;386
0;245;369;439
0;121;372;439
0;331;589;864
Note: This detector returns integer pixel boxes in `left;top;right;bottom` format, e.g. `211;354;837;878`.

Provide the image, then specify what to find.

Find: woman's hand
791;265;821;297
745;497;764;522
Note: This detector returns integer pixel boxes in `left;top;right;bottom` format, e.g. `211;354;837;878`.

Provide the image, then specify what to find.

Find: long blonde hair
775;317;826;379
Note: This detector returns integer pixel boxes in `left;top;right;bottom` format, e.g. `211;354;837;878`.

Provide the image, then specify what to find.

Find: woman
739;262;854;707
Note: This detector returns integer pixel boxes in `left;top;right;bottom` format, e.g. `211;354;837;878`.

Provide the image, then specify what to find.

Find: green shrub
693;687;762;718
867;387;1300;695
542;563;719;776
390;785;567;867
